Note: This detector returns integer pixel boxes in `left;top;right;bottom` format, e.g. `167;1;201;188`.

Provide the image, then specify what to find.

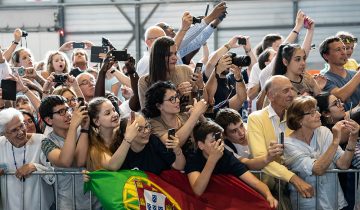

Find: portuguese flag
84;169;273;210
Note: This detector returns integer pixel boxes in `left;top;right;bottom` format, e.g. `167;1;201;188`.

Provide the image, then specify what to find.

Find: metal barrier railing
1;169;359;210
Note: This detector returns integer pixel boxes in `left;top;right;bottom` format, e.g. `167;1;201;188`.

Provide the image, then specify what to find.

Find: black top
184;149;248;177
121;134;176;175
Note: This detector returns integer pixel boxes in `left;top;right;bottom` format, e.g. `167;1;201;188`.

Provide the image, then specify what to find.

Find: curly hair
142;81;177;118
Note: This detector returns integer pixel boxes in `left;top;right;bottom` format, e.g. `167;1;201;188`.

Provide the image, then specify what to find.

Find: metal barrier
1;169;359;210
0;171;94;210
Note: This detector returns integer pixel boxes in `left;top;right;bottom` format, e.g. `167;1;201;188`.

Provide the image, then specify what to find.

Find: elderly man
247;75;314;209
0;108;53;210
76;72;96;102
136;26;166;77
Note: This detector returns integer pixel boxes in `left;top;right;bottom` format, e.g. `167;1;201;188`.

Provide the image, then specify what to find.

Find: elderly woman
284;96;359;209
0;108;54;210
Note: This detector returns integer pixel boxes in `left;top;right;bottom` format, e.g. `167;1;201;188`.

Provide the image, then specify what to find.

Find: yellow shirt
344;58;359;71
247;106;294;182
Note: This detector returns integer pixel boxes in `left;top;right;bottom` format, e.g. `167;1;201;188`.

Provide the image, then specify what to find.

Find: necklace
11;144;26;182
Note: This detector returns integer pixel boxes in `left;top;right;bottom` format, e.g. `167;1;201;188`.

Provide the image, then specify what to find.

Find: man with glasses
319;36;360;111
0;108;54;210
76;72;96;102
39;95;100;210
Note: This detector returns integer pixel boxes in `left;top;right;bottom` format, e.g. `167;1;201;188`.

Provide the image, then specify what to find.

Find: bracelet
210;24;217;29
346;147;355;152
292;30;299;35
80;129;89;133
235;77;243;83
124;138;132;145
224;44;231;51
110;69;116;74
12;41;19;45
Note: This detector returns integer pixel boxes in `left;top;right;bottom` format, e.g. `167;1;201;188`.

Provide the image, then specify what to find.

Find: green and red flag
84;169;273;210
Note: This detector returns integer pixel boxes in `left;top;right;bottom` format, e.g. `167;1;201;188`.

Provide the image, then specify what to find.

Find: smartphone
69;67;83;78
90;46;109;63
78;97;85;106
130;111;135;123
278;132;284;145
194;63;203;74
237;37;247;45
214;132;221;140
1;79;17;101
304;18;310;29
111;50;129;61
168;128;176;139
73;42;85;49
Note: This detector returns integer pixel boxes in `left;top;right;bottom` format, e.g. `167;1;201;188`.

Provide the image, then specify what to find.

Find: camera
22;30;28;37
228;52;251;67
54;74;68;84
102;37;116;50
192;16;203;24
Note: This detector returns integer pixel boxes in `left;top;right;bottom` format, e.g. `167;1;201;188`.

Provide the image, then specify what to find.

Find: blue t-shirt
322;70;360;111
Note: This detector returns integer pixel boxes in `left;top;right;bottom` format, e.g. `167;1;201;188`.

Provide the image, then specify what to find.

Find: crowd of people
0;2;360;209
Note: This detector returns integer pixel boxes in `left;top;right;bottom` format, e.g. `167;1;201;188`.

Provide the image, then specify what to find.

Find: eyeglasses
6;123;26;135
164;93;180;104
303;107;320;117
52;107;72;116
138;123;151;133
330;99;342;108
79;79;95;86
65;97;78;104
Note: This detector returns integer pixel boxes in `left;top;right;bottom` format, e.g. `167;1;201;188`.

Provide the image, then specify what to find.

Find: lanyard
11;144;26;182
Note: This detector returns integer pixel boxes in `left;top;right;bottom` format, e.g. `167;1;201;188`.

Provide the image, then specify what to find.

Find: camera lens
230;52;251;67
22;30;28;37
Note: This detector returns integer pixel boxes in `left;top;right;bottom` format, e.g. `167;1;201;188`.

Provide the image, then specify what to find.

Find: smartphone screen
194;63;203;74
1;79;17;101
238;38;247;45
73;42;85;48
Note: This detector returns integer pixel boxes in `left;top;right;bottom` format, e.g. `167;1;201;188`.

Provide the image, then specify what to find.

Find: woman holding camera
82;97;185;174
284;96;359;209
143;81;207;153
138;36;206;109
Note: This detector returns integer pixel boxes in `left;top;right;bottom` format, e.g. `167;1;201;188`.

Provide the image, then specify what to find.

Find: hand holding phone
214;132;221;141
168;128;176;139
